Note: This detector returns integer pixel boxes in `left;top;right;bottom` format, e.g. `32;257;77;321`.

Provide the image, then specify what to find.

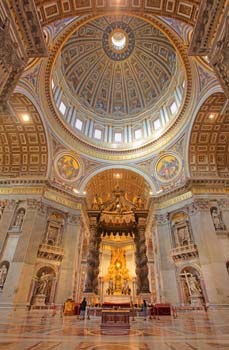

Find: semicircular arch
80;164;156;194
83;167;155;208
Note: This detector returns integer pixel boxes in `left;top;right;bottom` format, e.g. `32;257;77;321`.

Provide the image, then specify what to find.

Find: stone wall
152;194;229;307
0;194;84;308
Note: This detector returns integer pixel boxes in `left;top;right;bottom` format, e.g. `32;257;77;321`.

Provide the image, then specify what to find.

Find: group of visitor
78;297;149;320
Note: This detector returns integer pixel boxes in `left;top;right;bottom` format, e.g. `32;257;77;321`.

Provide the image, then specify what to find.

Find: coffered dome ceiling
60;16;177;120
51;15;187;152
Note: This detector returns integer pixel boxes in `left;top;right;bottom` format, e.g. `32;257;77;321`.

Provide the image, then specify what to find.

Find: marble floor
0;308;229;350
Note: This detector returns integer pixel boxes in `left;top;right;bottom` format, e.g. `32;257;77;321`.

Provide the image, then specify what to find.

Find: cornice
153;178;229;209
0;179;85;211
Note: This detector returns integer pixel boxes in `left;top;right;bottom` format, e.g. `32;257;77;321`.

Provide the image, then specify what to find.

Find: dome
52;15;186;150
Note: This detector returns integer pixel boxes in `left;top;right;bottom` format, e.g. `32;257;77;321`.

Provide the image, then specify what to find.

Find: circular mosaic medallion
155;154;181;182
56;154;79;181
102;22;135;61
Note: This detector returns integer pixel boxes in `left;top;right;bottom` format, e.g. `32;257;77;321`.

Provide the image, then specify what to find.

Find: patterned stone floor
0;308;229;350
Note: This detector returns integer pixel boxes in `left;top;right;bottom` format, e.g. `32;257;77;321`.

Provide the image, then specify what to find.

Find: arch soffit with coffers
35;0;200;27
0;93;49;179
14;86;53;178
83;167;154;209
184;85;224;178
39;13;195;162
82;165;156;194
188;92;229;179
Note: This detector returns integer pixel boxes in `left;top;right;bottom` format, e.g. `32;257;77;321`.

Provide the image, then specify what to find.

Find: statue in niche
46;225;59;245
187;274;202;297
0;202;5;221
45;213;64;246
210;206;226;231
13;208;25;229
180;269;204;305
176;226;191;246
36;272;48;295
182;278;190;303
32;267;56;305
171;212;192;247
0;262;9;290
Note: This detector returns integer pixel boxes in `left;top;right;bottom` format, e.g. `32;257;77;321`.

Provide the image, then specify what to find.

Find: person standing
79;297;87;320
142;299;147;320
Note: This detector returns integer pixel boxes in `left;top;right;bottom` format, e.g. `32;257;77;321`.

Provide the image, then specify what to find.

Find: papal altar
101;309;130;334
103;295;131;304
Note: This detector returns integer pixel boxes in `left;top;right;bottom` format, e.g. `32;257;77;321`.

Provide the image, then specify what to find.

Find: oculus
111;31;127;51
102;22;134;61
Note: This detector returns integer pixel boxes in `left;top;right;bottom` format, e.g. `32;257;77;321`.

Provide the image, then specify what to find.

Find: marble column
75;234;85;302
155;213;179;304
152;221;163;303
84;214;100;295
55;213;81;304
135;215;150;296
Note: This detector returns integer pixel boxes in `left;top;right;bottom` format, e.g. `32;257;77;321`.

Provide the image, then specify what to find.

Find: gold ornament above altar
105;248;130;295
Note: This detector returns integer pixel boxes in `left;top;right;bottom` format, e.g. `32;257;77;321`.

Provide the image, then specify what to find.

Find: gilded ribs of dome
59;16;177;121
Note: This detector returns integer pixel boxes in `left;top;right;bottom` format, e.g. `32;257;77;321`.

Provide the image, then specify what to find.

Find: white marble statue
36;273;48;295
14;209;25;228
188;275;202;296
211;207;225;231
0;264;8;289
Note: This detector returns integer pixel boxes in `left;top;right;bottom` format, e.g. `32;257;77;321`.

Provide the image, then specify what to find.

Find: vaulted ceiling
35;0;200;26
0;94;48;178
85;169;151;208
0;0;228;198
59;16;177;120
189;93;229;179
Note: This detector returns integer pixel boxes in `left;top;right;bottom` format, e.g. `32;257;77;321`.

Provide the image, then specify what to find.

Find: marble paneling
0;309;228;350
